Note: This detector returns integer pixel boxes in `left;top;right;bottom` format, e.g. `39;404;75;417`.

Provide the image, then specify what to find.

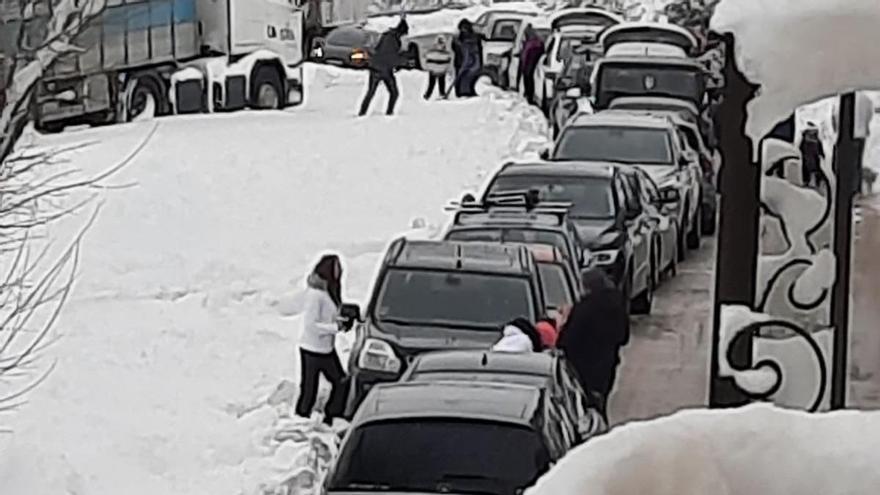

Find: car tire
666;226;679;278
631;263;654;315
687;201;703;250
701;201;717;236
677;213;688;262
125;75;167;121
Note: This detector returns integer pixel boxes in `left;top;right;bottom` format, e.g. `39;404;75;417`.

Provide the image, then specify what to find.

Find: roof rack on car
444;189;573;224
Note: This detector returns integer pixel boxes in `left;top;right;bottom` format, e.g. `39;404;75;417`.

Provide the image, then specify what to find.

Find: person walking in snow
518;26;545;105
557;270;628;414
358;19;410;116
492;317;541;353
799;124;826;188
452;19;484;98
296;254;349;425
423;35;452;99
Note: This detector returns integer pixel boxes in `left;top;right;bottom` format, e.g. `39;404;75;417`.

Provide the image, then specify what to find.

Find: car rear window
327;28;371;46
597;64;703;107
555;126;673;165
492;20;521;41
487;175;615;219
557;36;594;61
327;419;551;494
375;269;535;329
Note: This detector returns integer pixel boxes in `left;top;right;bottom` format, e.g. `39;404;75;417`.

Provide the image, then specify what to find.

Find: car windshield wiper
336;482;392;491
436;473;507;495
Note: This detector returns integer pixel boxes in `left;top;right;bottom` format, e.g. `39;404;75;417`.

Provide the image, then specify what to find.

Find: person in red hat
535;317;558;350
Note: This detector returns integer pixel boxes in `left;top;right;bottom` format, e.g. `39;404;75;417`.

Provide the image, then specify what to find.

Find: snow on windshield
711;0;880;146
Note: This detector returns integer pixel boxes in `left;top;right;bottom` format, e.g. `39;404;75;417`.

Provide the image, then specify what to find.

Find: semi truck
1;0;323;132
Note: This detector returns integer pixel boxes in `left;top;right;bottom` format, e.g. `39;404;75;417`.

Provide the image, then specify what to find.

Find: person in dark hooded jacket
451;19;484;97
358;19;409;116
518;26;544;105
557;269;629;413
799;124;826;188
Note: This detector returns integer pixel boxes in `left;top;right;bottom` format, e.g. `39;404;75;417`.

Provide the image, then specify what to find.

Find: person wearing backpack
358;19;410;116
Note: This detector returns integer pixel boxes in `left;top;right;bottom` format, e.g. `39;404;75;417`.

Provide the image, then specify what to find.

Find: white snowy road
0;64;548;495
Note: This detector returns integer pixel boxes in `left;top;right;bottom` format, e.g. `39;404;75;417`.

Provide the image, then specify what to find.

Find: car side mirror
658;188;681;204
680;151;696;166
539;148;550;160
625;207;641;221
339;303;362;323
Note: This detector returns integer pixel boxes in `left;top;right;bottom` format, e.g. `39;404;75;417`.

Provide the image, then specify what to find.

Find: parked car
546;112;704;252
341;238;546;416
621;166;681;281
479;12;536;87
473;7;539;36
324;381;576;495
534;25;602;115
400;350;608;440
482;161;678;314
506;16;552;92
311;25;421;69
549;46;598;137
607;105;718;235
599;21;699;57
443;190;593;282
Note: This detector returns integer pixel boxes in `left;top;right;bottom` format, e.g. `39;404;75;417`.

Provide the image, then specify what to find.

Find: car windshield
446;228;574;260
596;64;703;107
327;28;370;46
327;419;551;495
538;262;572;310
555;126;673;165
409;371;549;387
375;269;534;329
487;175;615;219
492;20;521;41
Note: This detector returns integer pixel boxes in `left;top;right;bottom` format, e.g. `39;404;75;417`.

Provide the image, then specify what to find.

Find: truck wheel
126;76;165;121
251;66;284;110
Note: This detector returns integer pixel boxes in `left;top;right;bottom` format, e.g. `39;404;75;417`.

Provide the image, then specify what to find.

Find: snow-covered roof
711;0;880;146
599;21;698;53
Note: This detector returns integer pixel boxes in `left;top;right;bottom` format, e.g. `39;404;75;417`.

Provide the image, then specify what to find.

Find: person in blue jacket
452;19;484;97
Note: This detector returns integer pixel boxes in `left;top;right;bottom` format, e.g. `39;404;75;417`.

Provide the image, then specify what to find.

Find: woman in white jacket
296;254;347;424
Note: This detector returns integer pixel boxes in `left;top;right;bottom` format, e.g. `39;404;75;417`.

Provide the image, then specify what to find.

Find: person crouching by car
296;254;352;425
492;317;542;352
424;35;452;99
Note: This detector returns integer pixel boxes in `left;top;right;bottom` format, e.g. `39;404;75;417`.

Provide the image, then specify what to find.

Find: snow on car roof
605;42;689;59
570;111;674;129
712;0;880;147
409;350;555;377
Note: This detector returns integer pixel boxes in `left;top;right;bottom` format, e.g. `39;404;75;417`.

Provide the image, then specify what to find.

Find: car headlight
357;338;401;373
592;249;621;266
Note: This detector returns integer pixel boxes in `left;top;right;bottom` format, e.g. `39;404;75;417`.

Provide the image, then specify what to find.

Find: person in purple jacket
518;26;545;105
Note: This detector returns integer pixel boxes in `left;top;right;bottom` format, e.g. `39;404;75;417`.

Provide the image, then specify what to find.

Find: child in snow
424;35;452;99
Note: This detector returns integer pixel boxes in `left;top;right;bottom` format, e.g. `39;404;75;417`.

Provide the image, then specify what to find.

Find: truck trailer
2;0;308;132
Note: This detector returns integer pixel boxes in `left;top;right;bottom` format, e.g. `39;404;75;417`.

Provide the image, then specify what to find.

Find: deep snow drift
526;404;880;495
0;64;548;495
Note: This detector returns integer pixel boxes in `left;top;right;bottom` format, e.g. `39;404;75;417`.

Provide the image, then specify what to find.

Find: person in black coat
557;269;629;415
799;124;826;188
358;19;409;116
451;19;484;97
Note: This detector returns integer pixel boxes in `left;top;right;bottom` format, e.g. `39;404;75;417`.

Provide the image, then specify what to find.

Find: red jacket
536;320;558;349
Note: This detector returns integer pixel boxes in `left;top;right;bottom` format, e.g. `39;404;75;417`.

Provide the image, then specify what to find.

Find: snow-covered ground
0;64;548;495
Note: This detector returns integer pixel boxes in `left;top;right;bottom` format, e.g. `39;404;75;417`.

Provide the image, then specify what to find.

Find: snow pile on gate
0;64;550;495
711;0;880;145
526;404;880;495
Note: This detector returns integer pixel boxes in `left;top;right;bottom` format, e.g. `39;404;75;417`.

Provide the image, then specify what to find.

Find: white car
478;12;537;87
599;21;699;56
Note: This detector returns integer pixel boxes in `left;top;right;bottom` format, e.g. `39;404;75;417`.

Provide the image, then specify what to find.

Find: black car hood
369;321;501;354
572;218;616;246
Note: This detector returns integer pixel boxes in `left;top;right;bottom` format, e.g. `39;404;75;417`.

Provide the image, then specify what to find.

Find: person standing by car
518;26;544;105
423;35;452;99
358;19;409;116
296;254;350;425
452;19;484;98
557;270;628;414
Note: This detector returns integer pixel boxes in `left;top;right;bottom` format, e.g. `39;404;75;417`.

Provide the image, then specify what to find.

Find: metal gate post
708;33;761;408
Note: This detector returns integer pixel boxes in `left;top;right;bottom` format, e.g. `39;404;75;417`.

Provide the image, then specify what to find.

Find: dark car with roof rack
482;161;681;314
340;238;546;417
400;350;608;440
324;381;576;495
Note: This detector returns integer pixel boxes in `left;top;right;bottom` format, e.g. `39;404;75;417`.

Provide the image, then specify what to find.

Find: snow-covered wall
526;404;880;495
711;0;880;146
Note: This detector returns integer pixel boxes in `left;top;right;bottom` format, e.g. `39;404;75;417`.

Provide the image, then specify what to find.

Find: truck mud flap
223;76;247;112
175;79;206;114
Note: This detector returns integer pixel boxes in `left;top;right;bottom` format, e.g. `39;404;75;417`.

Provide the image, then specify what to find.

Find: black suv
401;350;609;439
443;189;593;284
324;381;575;495
483;161;677;314
341;238;545;417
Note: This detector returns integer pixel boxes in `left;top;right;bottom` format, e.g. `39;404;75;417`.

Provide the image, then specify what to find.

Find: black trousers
295;348;346;423
522;66;536;105
359;69;399;116
424;73;447;98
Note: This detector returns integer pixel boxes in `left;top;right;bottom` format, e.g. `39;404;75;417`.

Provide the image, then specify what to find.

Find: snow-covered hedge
526;404;880;495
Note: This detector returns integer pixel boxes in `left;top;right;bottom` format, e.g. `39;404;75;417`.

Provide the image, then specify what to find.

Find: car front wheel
687;201;703;250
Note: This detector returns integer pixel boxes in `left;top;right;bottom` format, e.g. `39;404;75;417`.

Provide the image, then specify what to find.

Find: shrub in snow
526;404;880;495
